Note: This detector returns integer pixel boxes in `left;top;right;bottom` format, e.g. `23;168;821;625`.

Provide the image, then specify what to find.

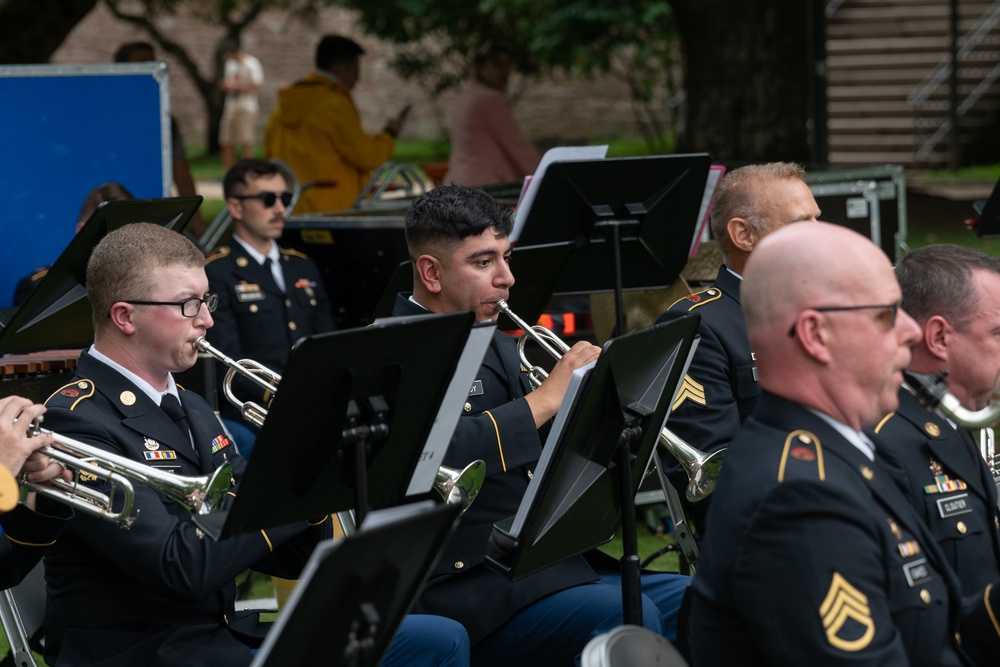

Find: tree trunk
669;0;812;163
0;0;97;63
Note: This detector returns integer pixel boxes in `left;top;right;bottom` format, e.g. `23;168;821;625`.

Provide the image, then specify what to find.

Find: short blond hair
87;223;205;333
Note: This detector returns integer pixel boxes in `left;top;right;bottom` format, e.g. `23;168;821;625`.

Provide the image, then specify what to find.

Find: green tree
344;0;681;153
104;0;272;153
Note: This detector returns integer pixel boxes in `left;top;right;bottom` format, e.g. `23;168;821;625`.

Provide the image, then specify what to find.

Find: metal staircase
826;0;1000;167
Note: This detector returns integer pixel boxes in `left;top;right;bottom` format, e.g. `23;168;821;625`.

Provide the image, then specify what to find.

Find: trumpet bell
686;448;725;502
435;460;486;514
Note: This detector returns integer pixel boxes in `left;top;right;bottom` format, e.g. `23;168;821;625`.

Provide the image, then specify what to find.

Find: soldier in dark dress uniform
41;223;468;667
655;162;820;537
398;185;691;667
204;159;335;456
690;222;1000;666
872;244;1000;594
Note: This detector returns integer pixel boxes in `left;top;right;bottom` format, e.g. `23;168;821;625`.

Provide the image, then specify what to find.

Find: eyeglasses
121;293;219;318
232;191;293;208
786;302;900;337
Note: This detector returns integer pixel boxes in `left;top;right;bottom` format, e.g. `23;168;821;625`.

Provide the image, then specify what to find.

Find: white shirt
233;235;285;292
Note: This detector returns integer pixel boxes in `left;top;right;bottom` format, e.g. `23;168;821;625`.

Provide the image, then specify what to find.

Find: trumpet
24;417;232;529
903;370;1000;429
495;299;724;501
193;336;486;514
195;336;277;428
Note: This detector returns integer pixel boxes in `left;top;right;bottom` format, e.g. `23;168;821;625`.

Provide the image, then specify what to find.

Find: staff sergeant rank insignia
820;572;875;652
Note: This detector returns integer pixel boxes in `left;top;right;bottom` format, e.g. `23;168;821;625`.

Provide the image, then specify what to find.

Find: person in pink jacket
444;42;541;188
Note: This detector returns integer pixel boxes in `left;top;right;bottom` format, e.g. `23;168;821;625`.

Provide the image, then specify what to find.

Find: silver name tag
936;493;973;519
903;558;931;587
469;380;484;396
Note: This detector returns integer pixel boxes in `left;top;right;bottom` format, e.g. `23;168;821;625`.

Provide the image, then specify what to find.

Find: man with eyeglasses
689;223;1000;666
871;244;1000;596
38;223;332;665
205;158;335;456
40;223;470;667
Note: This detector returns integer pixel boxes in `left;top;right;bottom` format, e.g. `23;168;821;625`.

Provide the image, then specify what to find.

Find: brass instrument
903;370;1000;429
193;336;486;514
24;417;232;529
194;337;278;428
495;299;724;501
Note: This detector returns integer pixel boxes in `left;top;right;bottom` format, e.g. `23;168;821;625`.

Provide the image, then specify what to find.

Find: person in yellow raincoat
265;35;406;213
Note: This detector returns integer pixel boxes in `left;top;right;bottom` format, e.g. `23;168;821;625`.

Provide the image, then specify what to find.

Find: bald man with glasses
205;158;335;455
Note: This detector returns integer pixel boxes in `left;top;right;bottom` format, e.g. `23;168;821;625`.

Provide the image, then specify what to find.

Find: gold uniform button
285;299;292;308
527;470;534;480
289;322;298;331
464;402;472;413
249;304;258;313
310;299;317;306
957;521;967;535
995;515;998;530
920;589;931;604
454;561;464;570
955;631;962;645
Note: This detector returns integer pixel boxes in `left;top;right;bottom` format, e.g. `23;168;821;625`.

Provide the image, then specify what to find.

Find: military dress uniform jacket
655;266;758;533
41;350;331;667
690;392;1000;667
0;502;70;589
392;295;599;644
656;266;758;454
205;240;335;421
872;388;1000;594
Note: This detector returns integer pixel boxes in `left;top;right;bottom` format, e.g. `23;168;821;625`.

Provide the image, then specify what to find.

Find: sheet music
690;165;727;258
405;322;495;495
510;145;609;243
509;359;597;536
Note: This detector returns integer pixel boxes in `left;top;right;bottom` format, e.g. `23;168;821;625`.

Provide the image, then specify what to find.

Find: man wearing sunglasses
872;244;1000;595
205;158;335;456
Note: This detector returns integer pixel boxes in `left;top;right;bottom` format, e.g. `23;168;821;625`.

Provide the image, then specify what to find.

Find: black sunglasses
787;302;900;337
233;191;293;208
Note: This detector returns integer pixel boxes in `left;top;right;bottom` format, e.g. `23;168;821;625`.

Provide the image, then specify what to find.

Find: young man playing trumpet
396;184;690;666
42;223;469;667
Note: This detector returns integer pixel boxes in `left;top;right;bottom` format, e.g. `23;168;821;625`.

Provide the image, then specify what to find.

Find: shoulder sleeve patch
45;379;96;410
204;246;231;265
280;247;309;260
778;429;825;482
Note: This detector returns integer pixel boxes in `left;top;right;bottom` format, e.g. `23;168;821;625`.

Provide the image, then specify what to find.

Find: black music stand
195;311;491;540
970;175;1000;238
513;154;710;337
371;242;577;331
0;196;202;353
251;500;461;667
486;314;700;626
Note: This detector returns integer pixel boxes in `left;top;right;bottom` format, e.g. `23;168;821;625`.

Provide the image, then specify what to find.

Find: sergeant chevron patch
672;375;706;410
820;572;875;652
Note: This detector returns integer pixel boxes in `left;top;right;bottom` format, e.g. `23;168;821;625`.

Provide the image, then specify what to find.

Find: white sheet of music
510;359;597;536
510;145;609;243
405;322;495;496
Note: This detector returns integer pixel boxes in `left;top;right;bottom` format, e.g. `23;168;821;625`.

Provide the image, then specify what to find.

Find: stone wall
52;4;643;152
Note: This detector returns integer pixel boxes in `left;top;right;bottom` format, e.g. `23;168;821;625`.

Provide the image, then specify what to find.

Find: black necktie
161;393;192;443
263;257;285;292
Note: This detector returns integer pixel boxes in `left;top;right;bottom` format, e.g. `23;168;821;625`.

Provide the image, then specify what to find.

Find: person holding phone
265;34;407;213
